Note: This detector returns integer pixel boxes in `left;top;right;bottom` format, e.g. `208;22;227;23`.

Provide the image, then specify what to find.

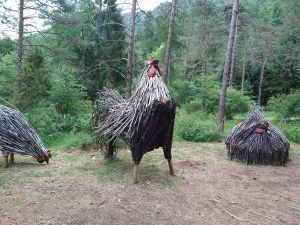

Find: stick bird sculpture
0;105;51;167
93;58;176;183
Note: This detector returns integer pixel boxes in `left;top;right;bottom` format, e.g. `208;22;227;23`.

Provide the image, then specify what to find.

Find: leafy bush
171;77;199;105
226;88;253;119
25;100;92;146
49;67;86;115
175;109;222;142
184;86;252;119
0;52;16;101
19;48;51;110
267;90;300;119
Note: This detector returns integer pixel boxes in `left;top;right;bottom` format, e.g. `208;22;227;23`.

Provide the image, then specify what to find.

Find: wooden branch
222;208;241;220
23;44;59;54
290;206;300;211
248;210;281;223
23;24;49;41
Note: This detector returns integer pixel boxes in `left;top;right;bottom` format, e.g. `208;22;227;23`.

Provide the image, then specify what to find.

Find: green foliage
48;0;127;98
0;38;15;57
25;100;92;146
171;77;200;105
175;109;222;142
19;48;51;109
175;76;252;119
273;121;300;144
267;90;300;119
46;131;94;150
49;67;86;115
0;52;15;101
226;88;253;119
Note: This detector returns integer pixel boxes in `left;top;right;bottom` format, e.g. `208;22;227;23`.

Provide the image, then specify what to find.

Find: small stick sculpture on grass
0;104;51;168
226;107;289;165
93;57;176;183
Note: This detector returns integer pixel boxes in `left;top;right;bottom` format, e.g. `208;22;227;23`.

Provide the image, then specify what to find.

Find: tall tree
258;55;268;105
218;0;239;132
19;48;51;109
45;0;126;99
241;26;249;91
163;0;177;85
15;0;24;106
126;0;137;99
229;12;239;86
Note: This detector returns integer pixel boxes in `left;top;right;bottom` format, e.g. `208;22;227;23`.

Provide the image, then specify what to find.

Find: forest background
0;0;299;149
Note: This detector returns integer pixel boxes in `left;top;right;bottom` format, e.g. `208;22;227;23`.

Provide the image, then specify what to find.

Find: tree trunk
15;0;24;106
126;0;137;99
229;13;239;87
163;0;177;85
217;0;239;132
258;56;268;106
241;29;248;91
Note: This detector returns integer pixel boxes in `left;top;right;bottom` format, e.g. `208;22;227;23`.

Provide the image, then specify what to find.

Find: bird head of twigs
36;150;52;164
147;57;162;77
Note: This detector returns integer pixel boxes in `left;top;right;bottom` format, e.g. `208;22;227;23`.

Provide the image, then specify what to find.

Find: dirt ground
0;141;300;225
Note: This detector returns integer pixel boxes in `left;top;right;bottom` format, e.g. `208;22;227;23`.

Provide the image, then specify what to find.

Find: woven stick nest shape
225;107;290;165
0;105;51;163
93;59;176;165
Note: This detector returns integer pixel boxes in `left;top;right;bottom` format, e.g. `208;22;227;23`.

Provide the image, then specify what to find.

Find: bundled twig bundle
0;105;50;163
93;59;176;182
226;107;290;165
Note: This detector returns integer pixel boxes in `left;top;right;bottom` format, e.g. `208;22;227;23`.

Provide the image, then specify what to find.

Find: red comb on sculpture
148;57;159;65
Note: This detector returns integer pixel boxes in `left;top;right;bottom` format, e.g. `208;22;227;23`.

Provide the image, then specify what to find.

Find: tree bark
15;0;24;106
258;56;268;106
217;0;239;132
229;13;239;87
126;0;137;99
241;29;248;91
163;0;177;85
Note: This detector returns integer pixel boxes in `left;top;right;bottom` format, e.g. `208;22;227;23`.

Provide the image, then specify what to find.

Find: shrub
184;87;252;119
49;69;86;115
25;100;92;146
175;109;222;142
226;88;252;119
171;77;199;105
267;90;300;119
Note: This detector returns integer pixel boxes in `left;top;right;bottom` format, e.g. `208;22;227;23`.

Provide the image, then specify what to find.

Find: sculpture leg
163;147;175;176
167;159;175;176
133;163;140;184
10;153;14;164
4;155;8;168
131;143;144;184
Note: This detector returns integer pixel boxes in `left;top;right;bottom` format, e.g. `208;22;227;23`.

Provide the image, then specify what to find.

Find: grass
76;148;180;188
0;173;15;187
46;131;95;151
22;170;53;178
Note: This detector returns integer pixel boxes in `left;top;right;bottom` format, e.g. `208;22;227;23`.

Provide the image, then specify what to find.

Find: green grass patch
77;149;181;187
46;131;95;150
22;170;53;178
0;172;15;187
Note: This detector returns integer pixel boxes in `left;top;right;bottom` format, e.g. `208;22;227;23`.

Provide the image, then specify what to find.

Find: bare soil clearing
1;142;299;225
